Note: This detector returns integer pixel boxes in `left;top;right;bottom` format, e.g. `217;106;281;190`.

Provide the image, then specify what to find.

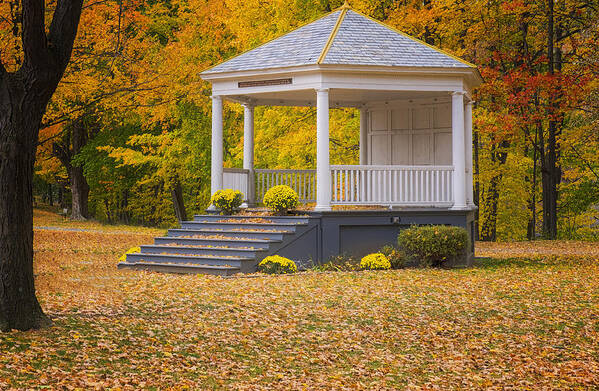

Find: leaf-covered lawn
1;228;598;389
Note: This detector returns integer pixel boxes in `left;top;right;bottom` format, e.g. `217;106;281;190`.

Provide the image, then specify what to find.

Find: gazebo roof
202;5;475;76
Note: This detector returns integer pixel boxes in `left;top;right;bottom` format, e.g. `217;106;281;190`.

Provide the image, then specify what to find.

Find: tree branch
21;0;50;69
48;0;84;71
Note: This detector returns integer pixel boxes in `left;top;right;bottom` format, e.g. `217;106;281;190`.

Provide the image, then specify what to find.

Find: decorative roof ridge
317;6;349;64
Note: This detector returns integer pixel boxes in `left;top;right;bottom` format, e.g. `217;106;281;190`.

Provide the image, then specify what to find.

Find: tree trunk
541;0;560;239
47;183;54;206
479;142;508;242
70;165;89;220
473;126;480;241
479;175;501;242
527;123;539;240
0;79;51;331
68;114;90;220
171;180;187;222
0;0;83;331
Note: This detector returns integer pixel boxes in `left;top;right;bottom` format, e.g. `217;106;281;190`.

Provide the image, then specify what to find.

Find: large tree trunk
540;0;561;239
0;78;51;331
0;0;83;331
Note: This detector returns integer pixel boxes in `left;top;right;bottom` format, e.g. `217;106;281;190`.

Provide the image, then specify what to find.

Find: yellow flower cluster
360;253;391;270
258;255;298;274
118;247;141;263
263;185;299;214
211;189;243;215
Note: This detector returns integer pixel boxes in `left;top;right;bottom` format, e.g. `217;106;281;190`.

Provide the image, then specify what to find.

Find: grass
0;209;598;389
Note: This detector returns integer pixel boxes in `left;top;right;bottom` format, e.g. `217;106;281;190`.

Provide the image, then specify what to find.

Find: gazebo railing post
242;102;255;207
210;95;223;210
315;88;332;211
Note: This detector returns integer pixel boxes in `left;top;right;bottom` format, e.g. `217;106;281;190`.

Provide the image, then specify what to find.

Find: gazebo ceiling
201;6;476;76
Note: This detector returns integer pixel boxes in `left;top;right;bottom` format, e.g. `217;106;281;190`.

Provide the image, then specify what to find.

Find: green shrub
379;245;406;269
263;185;299;214
211;189;243;215
398;225;469;267
258;255;298;274
118;247;140;263
360;253;391;270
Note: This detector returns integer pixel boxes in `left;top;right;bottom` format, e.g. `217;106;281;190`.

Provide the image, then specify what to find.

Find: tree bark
541;0;561;239
473;125;480;241
0;0;83;331
0;76;51;331
171;180;187;222
70;166;89;220
479;142;508;242
69;118;90;220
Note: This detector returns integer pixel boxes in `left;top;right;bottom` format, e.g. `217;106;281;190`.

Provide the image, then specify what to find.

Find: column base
314;204;332;212
450;204;469;211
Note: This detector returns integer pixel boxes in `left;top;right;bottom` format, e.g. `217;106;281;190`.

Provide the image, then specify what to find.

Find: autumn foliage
6;0;589;239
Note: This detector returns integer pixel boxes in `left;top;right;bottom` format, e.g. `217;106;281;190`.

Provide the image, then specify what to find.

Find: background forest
3;0;597;241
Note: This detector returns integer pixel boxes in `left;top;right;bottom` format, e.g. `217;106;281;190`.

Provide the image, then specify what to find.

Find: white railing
330;165;454;206
256;169;316;203
223;168;249;200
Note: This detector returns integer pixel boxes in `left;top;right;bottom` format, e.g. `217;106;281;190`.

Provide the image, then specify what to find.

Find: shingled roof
202;6;475;75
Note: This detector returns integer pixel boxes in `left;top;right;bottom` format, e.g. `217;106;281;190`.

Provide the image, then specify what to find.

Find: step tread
141;244;267;252
188;221;306;227
155;236;280;244
194;214;310;219
172;228;295;234
119;261;239;270
128;252;255;261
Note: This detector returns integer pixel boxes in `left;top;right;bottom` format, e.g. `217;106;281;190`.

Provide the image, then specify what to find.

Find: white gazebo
201;3;482;212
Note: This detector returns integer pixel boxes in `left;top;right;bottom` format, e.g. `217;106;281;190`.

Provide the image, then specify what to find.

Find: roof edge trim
317;8;348;64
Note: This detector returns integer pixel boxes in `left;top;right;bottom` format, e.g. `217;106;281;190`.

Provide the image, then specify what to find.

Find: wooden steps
118;215;311;276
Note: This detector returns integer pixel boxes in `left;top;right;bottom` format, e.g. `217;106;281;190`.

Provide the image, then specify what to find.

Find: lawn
0;212;597;389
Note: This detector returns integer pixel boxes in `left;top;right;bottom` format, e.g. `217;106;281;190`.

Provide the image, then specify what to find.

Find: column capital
316;88;330;94
242;102;255;109
465;99;475;106
451;91;466;97
211;95;223;101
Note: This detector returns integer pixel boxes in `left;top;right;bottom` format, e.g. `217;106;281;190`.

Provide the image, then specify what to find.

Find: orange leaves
1;212;598;389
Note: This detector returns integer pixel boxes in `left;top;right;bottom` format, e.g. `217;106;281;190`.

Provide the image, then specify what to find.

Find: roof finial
342;0;351;9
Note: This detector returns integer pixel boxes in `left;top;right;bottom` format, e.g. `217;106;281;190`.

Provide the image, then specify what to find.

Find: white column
359;107;368;165
464;100;474;207
451;91;467;209
210;95;224;198
315;88;331;211
243;103;255;207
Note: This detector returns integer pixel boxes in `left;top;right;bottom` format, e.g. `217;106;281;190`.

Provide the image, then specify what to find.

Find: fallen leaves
0;230;598;389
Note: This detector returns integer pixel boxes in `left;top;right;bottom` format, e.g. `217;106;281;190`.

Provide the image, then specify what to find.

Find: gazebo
119;4;483;274
201;3;482;213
